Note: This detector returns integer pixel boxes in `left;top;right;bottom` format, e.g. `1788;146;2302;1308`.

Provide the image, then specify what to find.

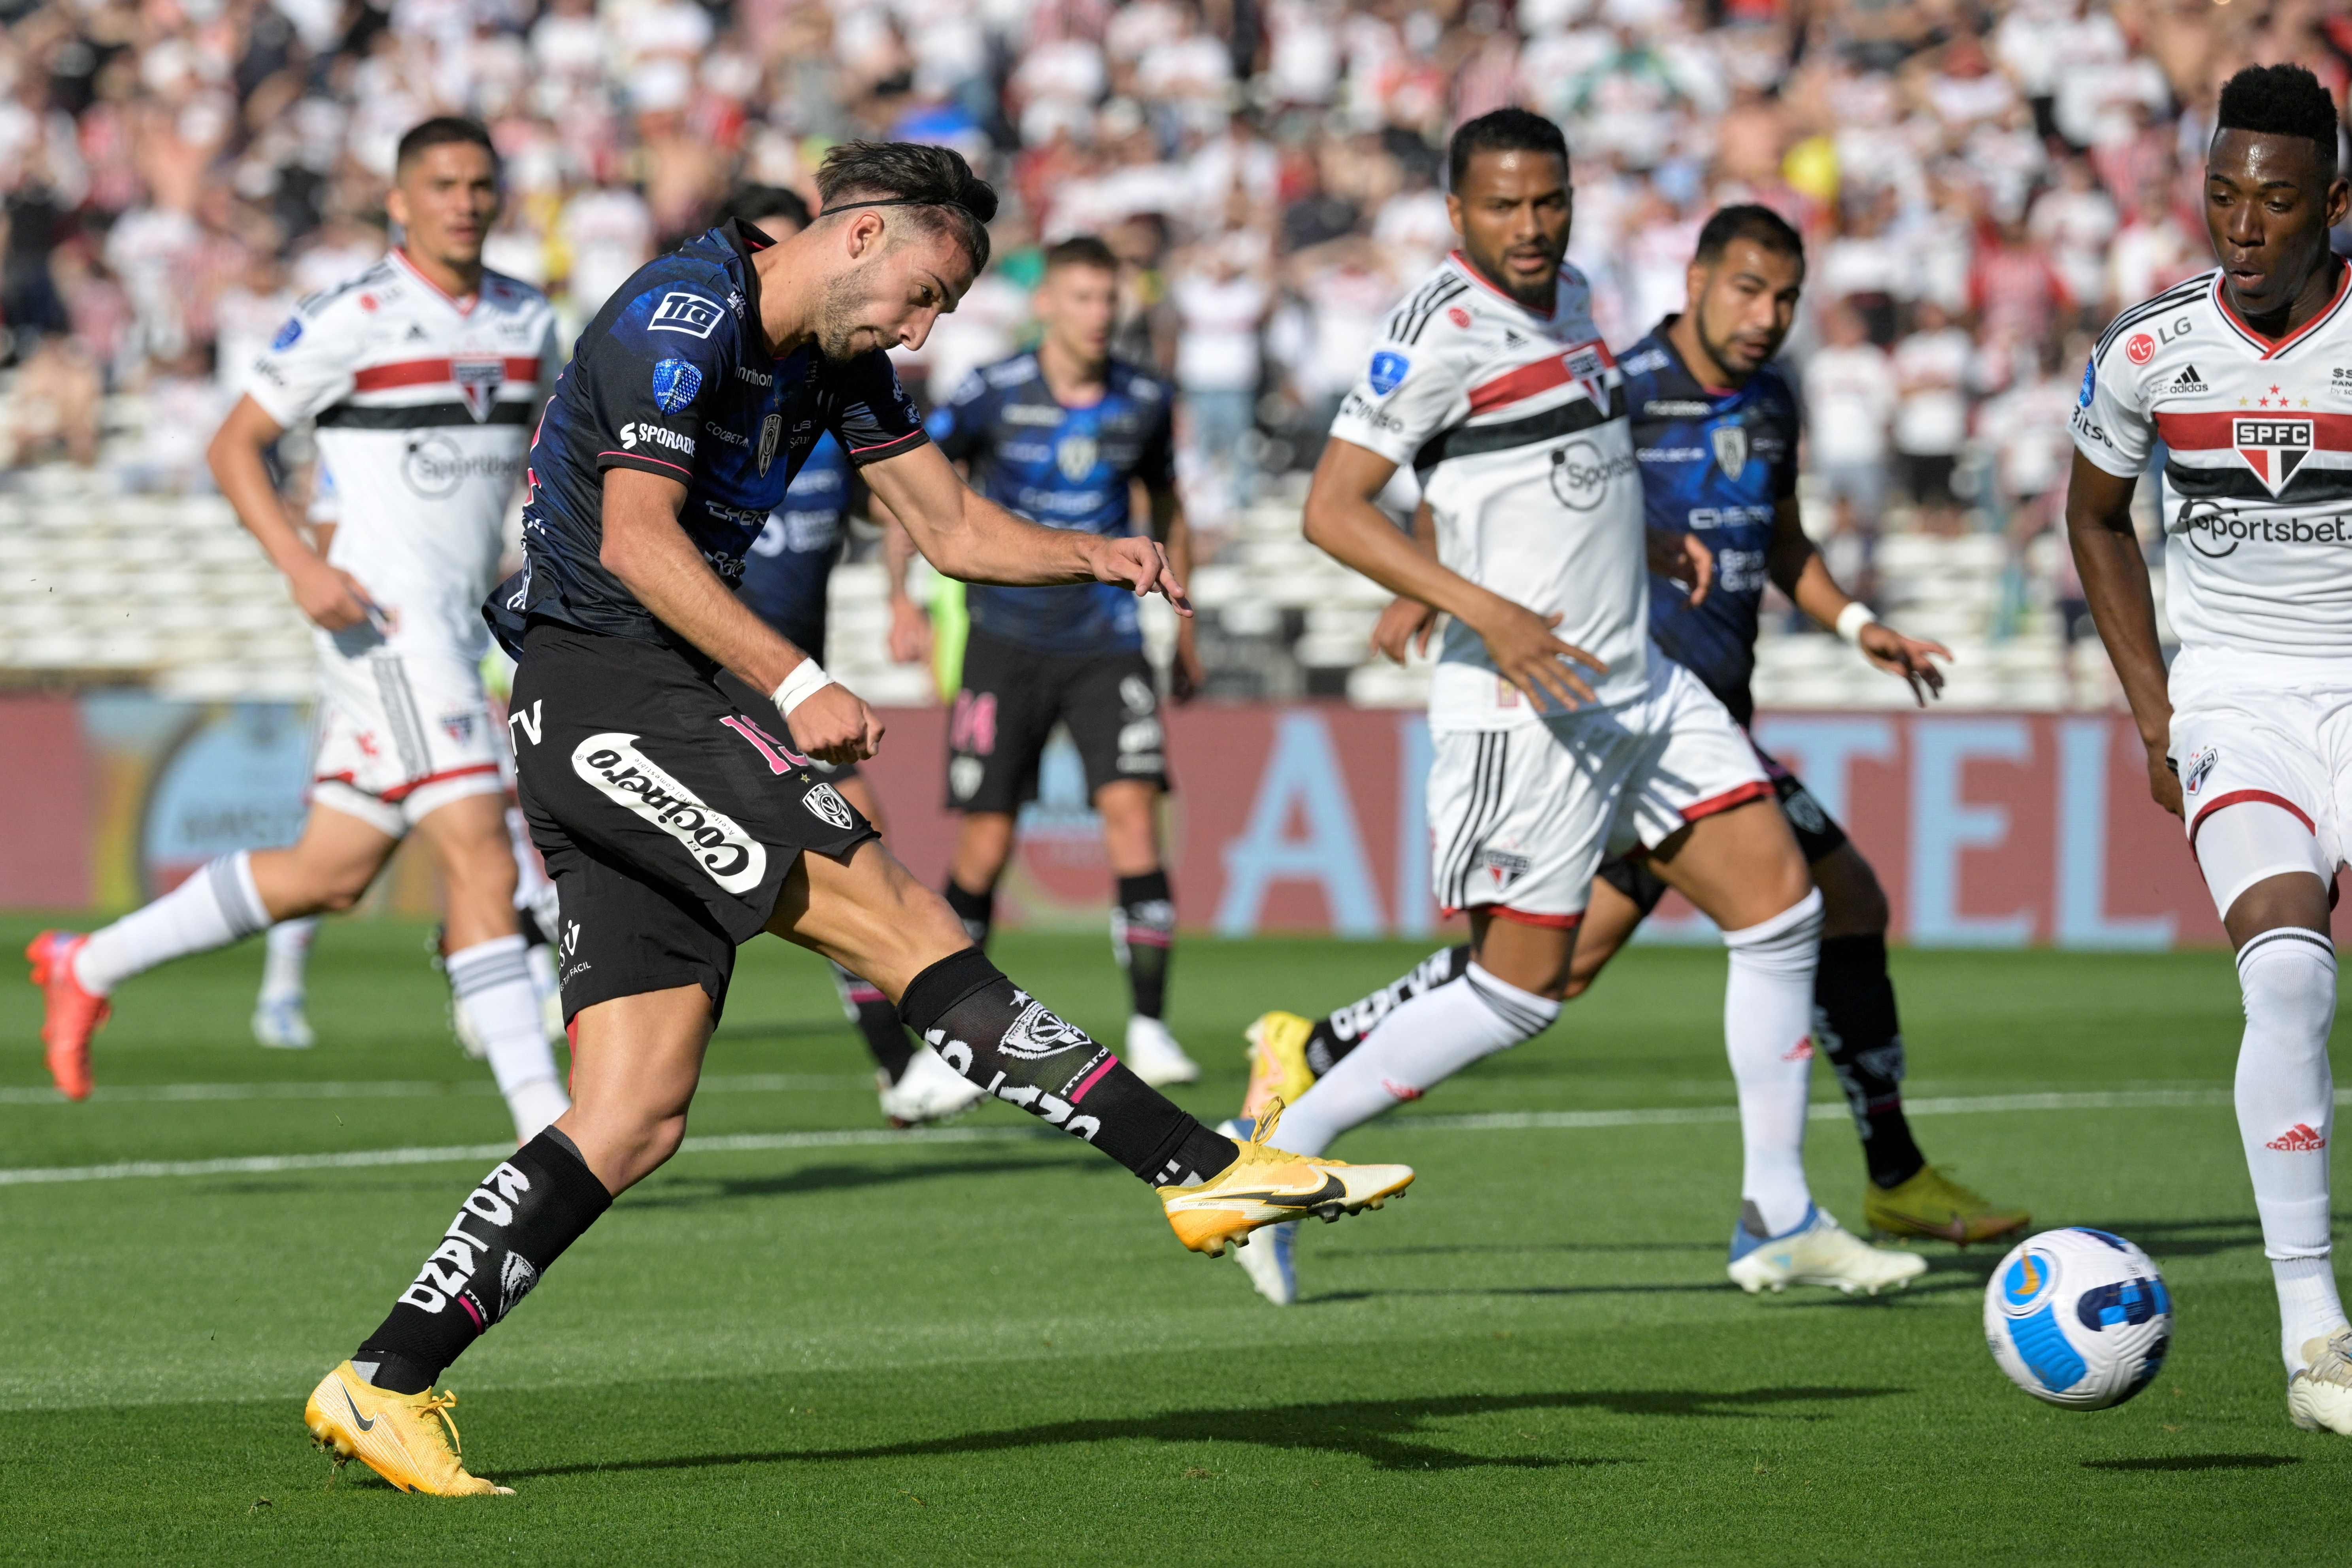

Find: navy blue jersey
487;221;926;658
736;431;850;657
927;351;1175;655
1621;319;1799;726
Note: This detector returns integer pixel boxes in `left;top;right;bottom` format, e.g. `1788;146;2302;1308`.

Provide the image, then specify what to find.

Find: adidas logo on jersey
2168;364;2206;392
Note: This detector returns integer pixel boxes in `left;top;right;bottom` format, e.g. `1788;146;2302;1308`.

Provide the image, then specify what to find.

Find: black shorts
945;628;1167;813
510;622;879;1022
1596;749;1850;917
1900;451;1957;506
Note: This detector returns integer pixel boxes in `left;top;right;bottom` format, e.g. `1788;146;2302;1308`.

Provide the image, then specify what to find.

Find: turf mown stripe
0;1085;2289;1187
0;1070;876;1106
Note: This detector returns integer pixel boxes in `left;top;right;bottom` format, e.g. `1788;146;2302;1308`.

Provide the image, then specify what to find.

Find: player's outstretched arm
599;467;881;764
1304;437;1604;709
1763;494;1947;705
206;394;381;632
2064;451;2178;815
863;440;1191;611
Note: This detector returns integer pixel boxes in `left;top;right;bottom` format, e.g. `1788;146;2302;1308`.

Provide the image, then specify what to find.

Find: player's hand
1170;620;1206;704
2146;741;2184;819
791;682;884;766
887;597;932;665
1471;600;1607;711
1648;528;1712;607
1088;536;1193;617
1370;596;1438;665
1856;621;1950;706
291;559;385;632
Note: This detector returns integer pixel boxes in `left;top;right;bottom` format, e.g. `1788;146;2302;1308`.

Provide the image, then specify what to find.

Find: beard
1461;237;1561;310
813;272;869;361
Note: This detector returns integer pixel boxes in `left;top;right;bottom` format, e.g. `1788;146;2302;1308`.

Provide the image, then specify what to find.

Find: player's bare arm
1370;499;1441;664
1306;437;1604;709
1764;494;1946;704
206;394;381;631
878;506;933;664
1148;485;1205;700
2063;453;2177;816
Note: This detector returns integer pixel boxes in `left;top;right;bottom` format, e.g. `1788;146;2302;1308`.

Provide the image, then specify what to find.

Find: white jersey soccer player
2069;63;2352;1436
27;121;570;1142
1230;108;1922;1306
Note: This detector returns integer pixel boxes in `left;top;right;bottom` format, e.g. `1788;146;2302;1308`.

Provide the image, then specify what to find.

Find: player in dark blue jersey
302;145;1414;1495
890;235;1204;1088
1254;207;2026;1275
720;184;982;1129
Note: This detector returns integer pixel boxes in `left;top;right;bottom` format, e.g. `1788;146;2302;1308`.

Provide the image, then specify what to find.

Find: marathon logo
572;732;766;892
2235;417;2312;496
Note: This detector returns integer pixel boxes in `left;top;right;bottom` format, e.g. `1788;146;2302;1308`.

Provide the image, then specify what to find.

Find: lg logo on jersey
1549;440;1637;510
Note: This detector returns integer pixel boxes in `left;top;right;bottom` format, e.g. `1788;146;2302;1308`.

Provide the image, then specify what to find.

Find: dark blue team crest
271;317;304;351
652;358;703;414
1368;351;1410;397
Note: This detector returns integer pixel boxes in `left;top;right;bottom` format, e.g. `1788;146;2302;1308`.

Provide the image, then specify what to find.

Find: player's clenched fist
791;682;884;765
1086;536;1193;616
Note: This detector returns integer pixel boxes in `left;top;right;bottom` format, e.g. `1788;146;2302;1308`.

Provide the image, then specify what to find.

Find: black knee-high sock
944;880;995;948
1304;945;1473;1075
353;1127;612;1394
833;960;916;1082
899;948;1235;1184
1112;870;1175;1020
1814;934;1925;1189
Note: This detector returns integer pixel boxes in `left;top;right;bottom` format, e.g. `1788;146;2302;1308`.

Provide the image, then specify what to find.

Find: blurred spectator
2107;174;2201;317
1169;230;1270;532
1804;305;1895;538
1891;301;1974;534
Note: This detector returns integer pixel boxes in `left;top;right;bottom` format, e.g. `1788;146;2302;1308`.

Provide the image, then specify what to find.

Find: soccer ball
1984;1228;2172;1410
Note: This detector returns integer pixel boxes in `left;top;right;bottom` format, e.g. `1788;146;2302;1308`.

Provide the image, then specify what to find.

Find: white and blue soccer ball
1985;1228;2172;1410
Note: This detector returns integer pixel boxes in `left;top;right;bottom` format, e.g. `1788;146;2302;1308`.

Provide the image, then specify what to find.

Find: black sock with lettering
1814;934;1926;1189
1112;870;1175;1020
1305;945;1474;1075
833;960;916;1082
944;880;996;948
899;947;1235;1184
352;1127;612;1393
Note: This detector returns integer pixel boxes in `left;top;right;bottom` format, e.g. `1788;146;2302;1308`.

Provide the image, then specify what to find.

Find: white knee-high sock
1724;888;1825;1237
260;918;319;1004
1274;962;1559;1157
75;851;272;995
2233;928;2346;1374
447;935;569;1141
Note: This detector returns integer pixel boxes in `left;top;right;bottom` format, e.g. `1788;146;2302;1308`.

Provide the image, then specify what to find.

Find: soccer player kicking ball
298;142;1412;1496
1232;206;2029;1305
891;235;1205;1087
2069;63;2352;1436
26;119;572;1143
1206;107;1921;1309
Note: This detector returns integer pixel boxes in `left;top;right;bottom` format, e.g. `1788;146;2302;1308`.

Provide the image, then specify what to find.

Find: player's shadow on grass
623;1153;1100;1209
2082;1454;2299;1472
502;1386;1903;1481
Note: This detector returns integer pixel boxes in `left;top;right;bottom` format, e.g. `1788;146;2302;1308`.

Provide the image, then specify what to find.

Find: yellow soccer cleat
1863;1164;2031;1246
1240;1011;1317;1123
304;1361;513;1496
1158;1100;1413;1257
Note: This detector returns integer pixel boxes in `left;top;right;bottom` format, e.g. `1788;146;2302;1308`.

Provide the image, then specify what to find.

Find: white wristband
771;659;835;715
1835;602;1879;646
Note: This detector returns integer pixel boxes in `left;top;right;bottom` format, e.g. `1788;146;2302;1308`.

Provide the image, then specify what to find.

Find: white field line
0;1085;2309;1189
0;1072;872;1107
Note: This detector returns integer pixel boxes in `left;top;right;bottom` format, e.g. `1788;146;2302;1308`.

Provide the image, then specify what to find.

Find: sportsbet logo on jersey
2233;417;2312;496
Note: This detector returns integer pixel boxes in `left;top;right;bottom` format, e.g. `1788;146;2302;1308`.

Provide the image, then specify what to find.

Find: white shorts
1427;658;1771;925
2169;647;2351;917
311;640;506;838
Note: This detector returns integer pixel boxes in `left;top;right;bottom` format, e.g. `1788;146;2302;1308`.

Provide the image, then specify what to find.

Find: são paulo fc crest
453;359;504;422
2182;745;2217;796
651;357;703;414
1710;421;1748;481
2233;417;2312;496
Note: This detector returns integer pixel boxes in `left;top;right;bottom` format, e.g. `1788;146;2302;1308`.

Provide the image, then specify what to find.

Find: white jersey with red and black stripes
2073;260;2352;660
1327;253;1646;726
247;249;559;660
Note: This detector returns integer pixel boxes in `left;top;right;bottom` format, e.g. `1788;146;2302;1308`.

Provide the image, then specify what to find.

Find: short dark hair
1693;203;1806;268
1043;235;1118;275
717;184;812;236
2216;63;2341;180
396;117;497;177
816;141;999;273
1447;108;1569;194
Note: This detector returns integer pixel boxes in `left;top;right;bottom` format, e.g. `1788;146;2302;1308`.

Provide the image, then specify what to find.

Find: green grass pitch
2;913;2346;1564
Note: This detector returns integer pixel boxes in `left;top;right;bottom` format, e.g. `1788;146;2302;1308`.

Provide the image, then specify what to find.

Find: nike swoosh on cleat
1213;1174;1348;1209
342;1387;377;1432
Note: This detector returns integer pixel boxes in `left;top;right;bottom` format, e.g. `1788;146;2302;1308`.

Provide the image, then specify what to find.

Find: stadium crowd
0;0;2345;687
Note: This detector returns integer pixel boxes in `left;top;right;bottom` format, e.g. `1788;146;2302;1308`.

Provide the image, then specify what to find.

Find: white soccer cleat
1123;1015;1200;1087
878;1045;986;1128
1233;1219;1299;1305
251;996;315;1050
2289;1330;2352;1434
1727;1203;1927;1296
